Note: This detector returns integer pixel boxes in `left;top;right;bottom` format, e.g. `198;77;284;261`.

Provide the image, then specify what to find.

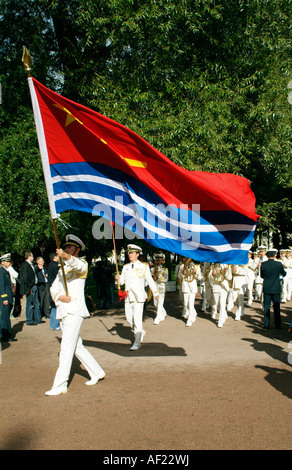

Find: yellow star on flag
100;139;147;168
53;104;83;127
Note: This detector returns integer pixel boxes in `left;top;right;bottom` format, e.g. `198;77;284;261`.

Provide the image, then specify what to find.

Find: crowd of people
173;246;291;330
0;244;291;345
0;251;62;343
0;237;291;395
114;244;292;350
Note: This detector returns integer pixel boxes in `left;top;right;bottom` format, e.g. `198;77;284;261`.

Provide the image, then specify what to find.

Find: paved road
1;293;291;450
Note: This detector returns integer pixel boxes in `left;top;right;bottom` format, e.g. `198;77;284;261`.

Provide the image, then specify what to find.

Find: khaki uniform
178;260;202;326
151;264;168;324
209;264;232;327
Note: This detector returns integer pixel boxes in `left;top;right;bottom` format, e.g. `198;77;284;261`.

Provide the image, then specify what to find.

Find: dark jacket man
260;249;286;329
0;253;14;341
19;252;42;325
20;253;37;297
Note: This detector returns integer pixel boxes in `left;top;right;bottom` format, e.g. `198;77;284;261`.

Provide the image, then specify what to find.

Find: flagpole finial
22;47;32;77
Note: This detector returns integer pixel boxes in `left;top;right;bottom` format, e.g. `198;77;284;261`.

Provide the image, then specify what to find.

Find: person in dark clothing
47;252;60;330
0;253;16;342
19;251;43;326
35;257;51;318
260;249;286;329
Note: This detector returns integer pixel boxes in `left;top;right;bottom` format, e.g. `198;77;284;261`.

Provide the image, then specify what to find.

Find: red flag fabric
28;77;259;263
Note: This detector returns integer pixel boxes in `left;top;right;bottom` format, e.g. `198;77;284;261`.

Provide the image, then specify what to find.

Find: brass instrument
183;258;197;283
202;263;211;282
212;263;226;283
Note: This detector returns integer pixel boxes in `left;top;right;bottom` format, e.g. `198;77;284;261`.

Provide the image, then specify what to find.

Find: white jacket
151;265;168;294
178;262;202;294
119;261;158;303
50;256;89;320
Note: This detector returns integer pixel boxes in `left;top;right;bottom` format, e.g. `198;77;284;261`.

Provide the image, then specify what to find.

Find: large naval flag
28;77;258;264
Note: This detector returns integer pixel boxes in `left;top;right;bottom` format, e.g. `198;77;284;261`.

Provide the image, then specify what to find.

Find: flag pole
22;47;69;296
111;222;127;300
22;46;32;78
111;222;120;285
52;219;69;296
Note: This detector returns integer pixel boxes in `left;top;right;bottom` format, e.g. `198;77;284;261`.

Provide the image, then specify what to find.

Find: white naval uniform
280;256;289;302
50;256;104;390
246;257;256;306
254;256;268;301
175;262;183;304
231;264;248;320
151;264;168;324
119;261;158;346
201;262;215;312
208;264;232;327
178;261;202;326
287;257;292;301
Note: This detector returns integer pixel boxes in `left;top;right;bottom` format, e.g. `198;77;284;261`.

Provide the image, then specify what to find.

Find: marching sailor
46;235;105;395
231;264;248;320
201;262;215;313
178;258;202;327
116;244;158;350
286;249;292;301
254;246;268;303
151;253;168;325
175;256;184;305
246;251;256;306
279;249;289;303
208;263;232;328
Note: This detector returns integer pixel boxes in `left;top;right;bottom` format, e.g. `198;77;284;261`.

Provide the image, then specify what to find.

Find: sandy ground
0;292;291;451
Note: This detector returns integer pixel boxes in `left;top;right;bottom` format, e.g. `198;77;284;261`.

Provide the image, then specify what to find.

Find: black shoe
8;337;17;342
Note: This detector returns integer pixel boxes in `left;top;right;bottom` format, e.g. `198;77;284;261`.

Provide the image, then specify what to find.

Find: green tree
0;0;291;256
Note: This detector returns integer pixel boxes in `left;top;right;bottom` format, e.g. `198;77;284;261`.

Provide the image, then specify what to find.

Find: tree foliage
0;0;291;258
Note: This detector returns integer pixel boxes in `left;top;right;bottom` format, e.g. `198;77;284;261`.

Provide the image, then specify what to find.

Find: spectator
35;256;51;319
19;251;43;326
0;253;16;342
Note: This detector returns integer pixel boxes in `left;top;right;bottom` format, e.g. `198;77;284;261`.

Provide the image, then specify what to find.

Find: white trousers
246;277;254;305
233;289;245;317
201;283;215;311
154;293;167;321
288;277;292;301
125;301;144;344
177;286;183;304
281;276;288;302
183;292;197;322
254;282;263;301
52;314;104;389
213;288;228;324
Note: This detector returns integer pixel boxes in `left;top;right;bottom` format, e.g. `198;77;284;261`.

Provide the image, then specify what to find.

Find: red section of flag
32;77;258;221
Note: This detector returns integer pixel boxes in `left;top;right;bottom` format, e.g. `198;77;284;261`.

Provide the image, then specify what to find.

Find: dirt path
1;293;291;450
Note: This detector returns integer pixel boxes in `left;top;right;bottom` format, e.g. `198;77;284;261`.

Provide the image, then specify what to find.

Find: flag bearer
46;235;105;396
